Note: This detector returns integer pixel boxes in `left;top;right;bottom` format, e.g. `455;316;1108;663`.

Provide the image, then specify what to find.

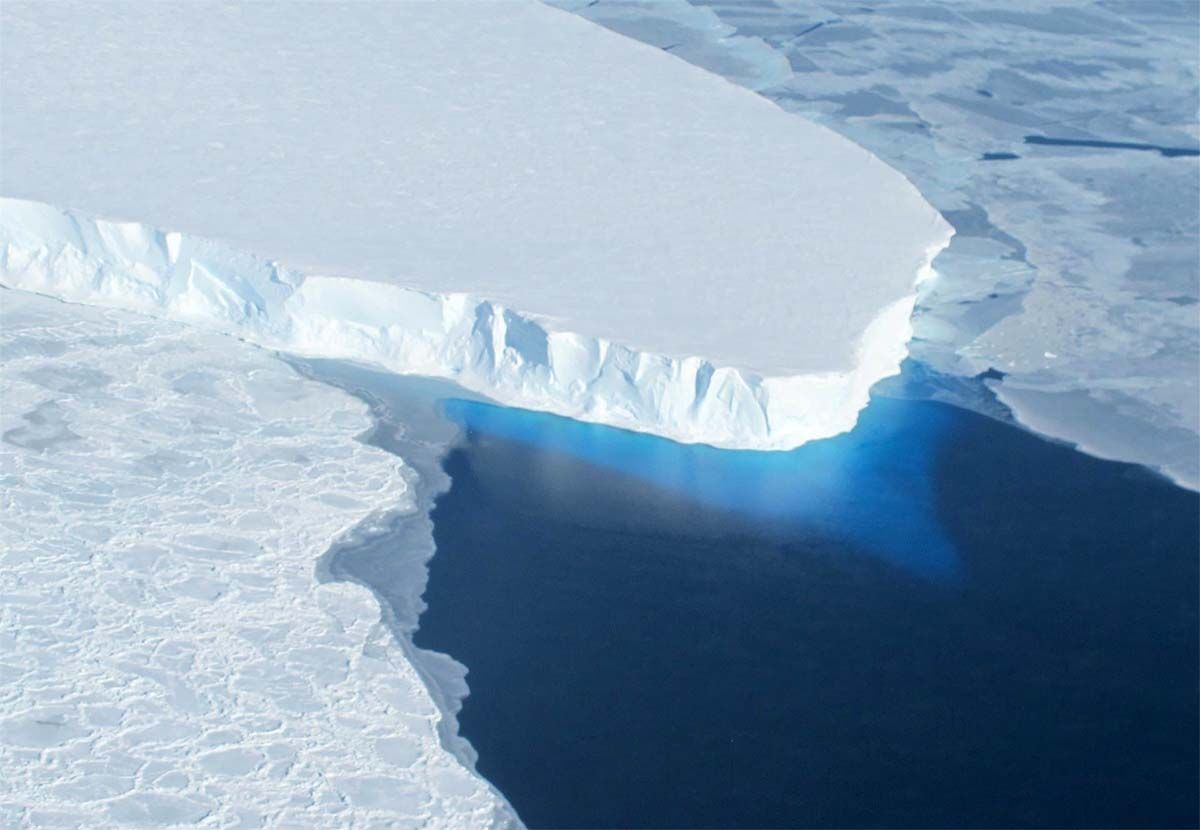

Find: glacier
0;0;950;451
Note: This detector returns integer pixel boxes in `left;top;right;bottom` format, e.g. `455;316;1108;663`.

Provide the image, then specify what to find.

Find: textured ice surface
557;0;1200;487
0;0;950;450
0;289;517;828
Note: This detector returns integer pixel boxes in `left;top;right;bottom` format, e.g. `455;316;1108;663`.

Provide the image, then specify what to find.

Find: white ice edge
0;197;950;451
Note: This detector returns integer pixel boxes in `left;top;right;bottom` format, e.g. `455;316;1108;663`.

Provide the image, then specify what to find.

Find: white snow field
0;288;518;829
555;0;1200;488
0;0;950;450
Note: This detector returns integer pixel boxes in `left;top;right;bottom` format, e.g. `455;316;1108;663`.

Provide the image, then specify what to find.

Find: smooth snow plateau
0;0;950;449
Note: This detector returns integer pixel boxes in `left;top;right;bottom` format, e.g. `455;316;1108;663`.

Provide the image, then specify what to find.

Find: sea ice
0;289;517;828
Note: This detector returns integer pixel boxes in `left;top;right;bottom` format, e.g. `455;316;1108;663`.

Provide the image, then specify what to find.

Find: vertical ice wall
0;197;945;450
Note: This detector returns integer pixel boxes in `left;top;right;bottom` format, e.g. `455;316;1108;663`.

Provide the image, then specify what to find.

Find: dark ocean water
410;393;1198;829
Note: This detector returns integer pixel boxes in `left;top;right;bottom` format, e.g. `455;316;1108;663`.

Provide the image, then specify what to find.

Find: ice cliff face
0;198;946;450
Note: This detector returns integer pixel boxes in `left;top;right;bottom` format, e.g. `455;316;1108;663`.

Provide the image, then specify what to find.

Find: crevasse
0;196;948;448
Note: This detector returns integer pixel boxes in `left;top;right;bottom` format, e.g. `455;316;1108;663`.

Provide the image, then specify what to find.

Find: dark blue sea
418;392;1198;829
307;361;1198;829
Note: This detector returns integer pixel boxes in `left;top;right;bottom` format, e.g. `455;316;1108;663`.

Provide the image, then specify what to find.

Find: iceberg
0;0;950;449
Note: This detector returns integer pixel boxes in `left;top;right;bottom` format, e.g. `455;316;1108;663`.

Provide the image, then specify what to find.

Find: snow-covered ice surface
0;0;950;451
554;0;1200;488
0;288;518;828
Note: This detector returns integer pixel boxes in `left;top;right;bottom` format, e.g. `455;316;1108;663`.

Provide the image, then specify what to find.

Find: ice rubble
558;0;1200;488
0;0;950;450
0;289;518;828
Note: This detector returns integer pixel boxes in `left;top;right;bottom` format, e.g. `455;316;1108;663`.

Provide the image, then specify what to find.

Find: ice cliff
0;198;945;450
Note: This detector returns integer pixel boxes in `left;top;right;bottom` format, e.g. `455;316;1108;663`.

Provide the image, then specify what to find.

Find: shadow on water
414;382;1198;829
1024;134;1200;158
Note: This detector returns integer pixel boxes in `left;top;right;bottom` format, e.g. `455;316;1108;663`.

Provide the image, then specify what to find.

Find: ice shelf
0;0;950;449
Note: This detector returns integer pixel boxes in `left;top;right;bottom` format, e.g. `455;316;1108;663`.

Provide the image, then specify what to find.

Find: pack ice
0;289;520;828
0;0;950;449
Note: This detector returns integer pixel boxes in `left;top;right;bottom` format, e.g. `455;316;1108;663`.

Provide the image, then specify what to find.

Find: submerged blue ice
442;392;961;580
419;367;1199;829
